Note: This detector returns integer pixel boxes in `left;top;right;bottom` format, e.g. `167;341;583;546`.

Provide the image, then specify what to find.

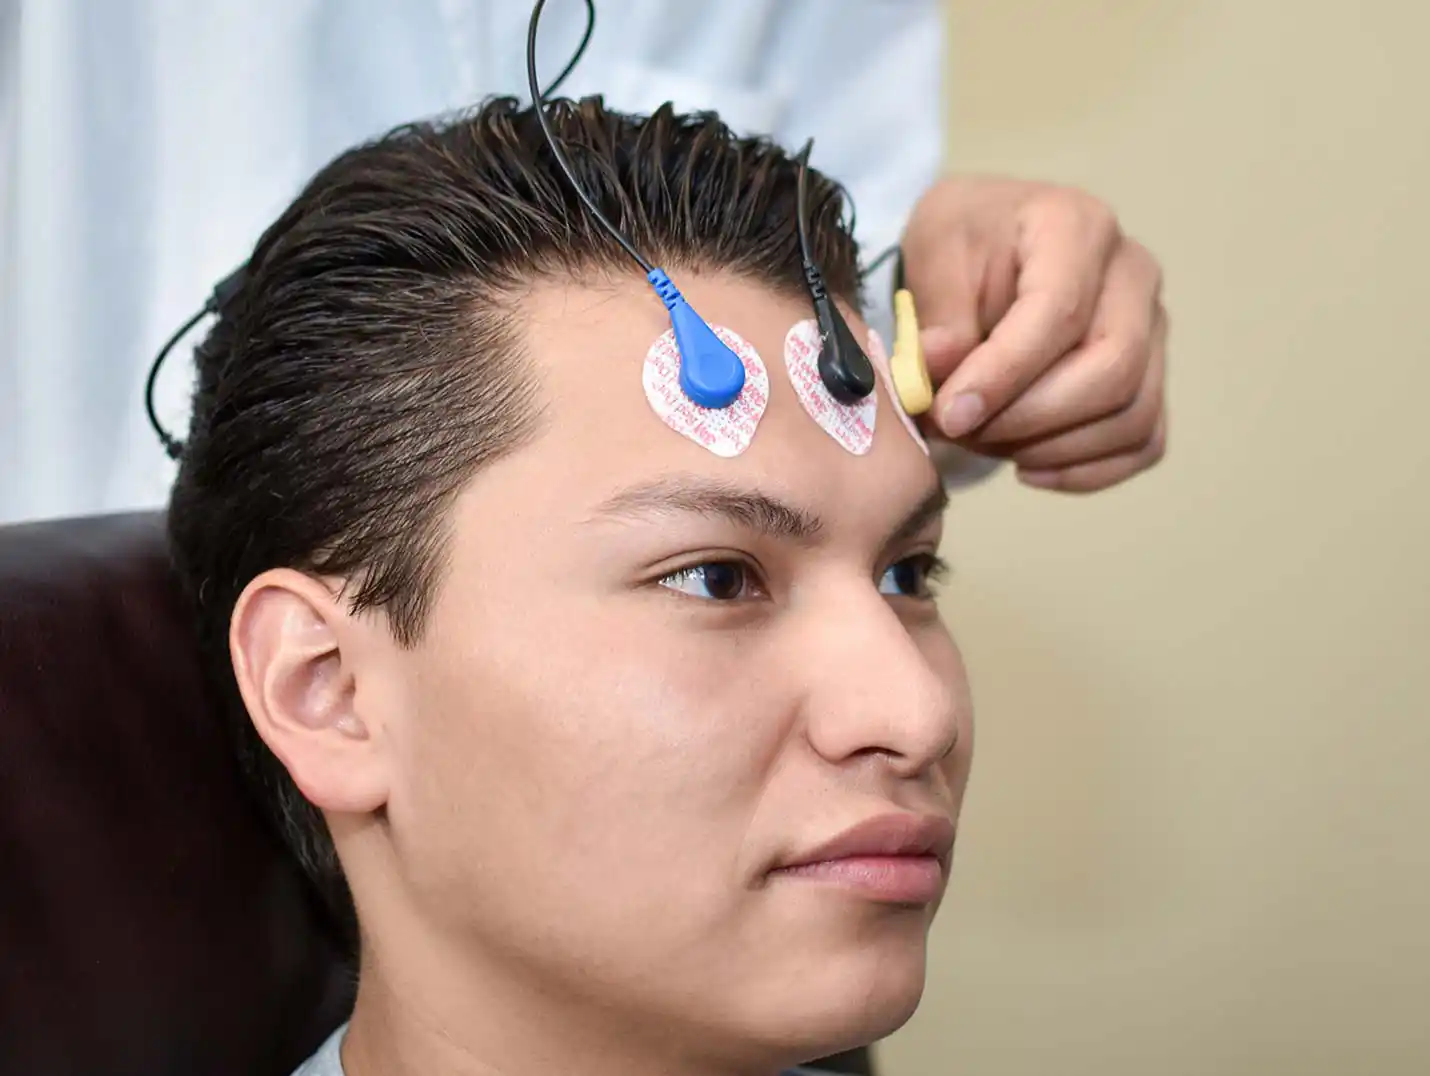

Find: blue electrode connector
646;269;746;409
525;0;746;413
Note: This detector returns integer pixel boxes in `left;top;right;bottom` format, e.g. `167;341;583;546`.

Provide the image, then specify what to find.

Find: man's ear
229;568;389;815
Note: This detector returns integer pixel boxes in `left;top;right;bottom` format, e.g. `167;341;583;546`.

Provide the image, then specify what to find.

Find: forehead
494;270;937;532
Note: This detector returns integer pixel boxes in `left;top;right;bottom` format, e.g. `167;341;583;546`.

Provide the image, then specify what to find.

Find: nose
798;587;963;779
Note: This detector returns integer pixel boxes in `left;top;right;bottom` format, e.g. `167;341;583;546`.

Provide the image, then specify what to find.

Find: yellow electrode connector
890;288;933;415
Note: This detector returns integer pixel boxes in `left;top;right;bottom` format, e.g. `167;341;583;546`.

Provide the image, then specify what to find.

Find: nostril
849;745;892;763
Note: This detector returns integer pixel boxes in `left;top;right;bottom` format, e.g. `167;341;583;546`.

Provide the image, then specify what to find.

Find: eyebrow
588;473;948;552
883;478;951;552
590;475;823;543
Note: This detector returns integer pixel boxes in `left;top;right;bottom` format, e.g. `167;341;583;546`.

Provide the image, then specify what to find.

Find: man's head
168;96;973;1071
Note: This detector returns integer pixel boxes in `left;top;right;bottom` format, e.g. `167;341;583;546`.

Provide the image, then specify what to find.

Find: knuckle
1046;186;1118;235
1031;183;1081;222
1031;185;1119;244
1126;238;1165;293
1105;339;1149;410
1042;289;1088;338
1086;197;1120;240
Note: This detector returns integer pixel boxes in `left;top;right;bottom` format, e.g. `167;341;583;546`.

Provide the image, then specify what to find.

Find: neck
337;915;795;1076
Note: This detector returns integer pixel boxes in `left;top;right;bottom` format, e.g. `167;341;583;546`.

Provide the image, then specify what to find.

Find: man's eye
659;561;759;601
878;553;950;599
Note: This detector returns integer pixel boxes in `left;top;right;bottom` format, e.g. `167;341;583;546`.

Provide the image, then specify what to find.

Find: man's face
361;271;973;1059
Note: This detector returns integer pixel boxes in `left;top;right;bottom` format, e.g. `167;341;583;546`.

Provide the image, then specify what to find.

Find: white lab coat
0;0;958;524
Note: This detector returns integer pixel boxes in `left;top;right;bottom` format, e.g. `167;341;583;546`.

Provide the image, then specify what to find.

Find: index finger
932;197;1119;439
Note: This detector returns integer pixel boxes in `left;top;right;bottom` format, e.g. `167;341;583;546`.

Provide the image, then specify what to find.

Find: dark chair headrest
0;513;351;1076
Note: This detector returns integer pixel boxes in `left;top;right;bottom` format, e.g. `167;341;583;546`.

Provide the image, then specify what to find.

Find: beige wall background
883;2;1430;1074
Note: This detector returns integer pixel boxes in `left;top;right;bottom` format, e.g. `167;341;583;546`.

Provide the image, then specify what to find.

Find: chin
815;954;927;1054
748;931;931;1062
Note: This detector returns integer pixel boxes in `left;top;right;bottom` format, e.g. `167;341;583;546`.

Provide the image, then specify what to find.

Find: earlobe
230;569;389;815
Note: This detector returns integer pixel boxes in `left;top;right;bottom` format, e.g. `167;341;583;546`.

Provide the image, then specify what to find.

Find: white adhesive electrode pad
643;325;769;457
867;327;929;456
784;319;877;455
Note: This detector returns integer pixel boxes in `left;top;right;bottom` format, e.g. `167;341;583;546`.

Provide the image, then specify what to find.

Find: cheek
391;595;795;916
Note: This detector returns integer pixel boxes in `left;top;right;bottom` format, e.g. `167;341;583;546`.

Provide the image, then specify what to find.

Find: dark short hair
166;94;861;947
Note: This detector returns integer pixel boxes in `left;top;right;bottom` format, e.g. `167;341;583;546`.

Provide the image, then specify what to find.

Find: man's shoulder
289;1025;345;1076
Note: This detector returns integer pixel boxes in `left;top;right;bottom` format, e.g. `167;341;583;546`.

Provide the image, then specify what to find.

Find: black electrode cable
795;139;876;402
145;0;602;458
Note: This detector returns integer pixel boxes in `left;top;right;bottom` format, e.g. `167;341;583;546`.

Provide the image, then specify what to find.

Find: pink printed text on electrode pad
866;327;928;455
784;319;876;455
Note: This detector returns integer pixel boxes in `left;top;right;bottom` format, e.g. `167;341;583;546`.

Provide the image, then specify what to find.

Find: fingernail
1018;468;1061;489
939;392;985;439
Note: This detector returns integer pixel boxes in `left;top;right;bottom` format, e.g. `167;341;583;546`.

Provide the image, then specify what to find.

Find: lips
770;812;956;905
781;812;957;870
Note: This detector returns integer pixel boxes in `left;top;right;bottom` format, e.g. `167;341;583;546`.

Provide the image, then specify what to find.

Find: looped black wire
794;138;818;272
538;0;596;100
144;304;210;460
861;242;900;280
526;0;648;271
144;0;599;460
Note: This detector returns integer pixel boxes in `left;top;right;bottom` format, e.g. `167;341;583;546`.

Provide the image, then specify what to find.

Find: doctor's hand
901;177;1168;493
